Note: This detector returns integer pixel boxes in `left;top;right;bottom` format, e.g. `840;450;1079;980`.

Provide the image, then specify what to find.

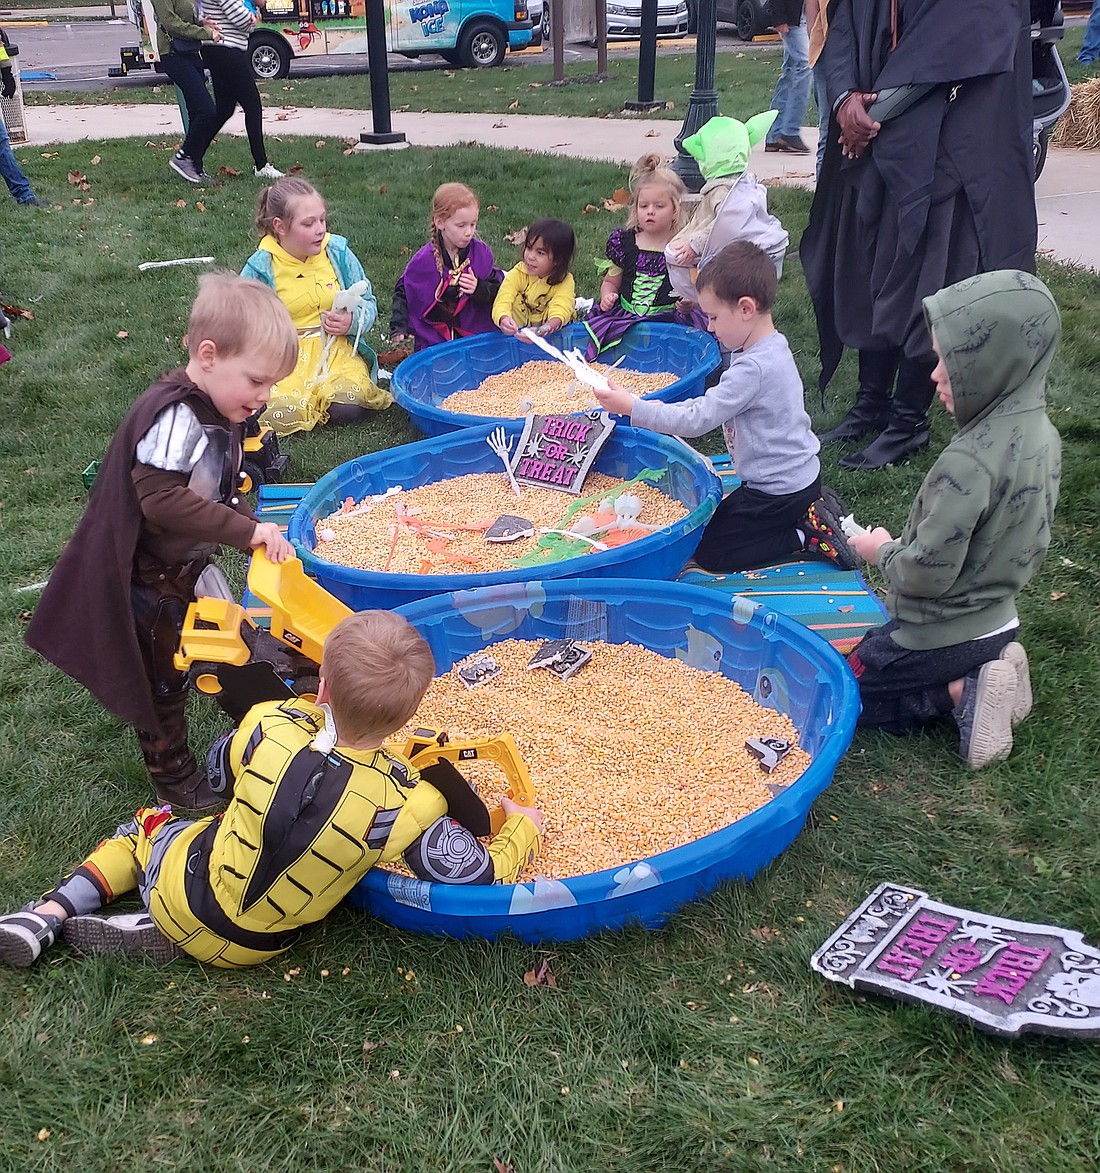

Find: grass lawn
3;43;1100;1171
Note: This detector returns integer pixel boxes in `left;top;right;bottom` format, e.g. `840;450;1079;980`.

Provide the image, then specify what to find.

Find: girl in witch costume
390;182;504;352
583;154;707;360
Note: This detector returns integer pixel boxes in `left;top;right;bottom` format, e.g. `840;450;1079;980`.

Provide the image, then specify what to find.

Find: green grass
25;46;785;119
3;62;1100;1172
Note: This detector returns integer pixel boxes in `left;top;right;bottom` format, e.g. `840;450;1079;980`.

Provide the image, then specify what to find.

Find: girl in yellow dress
241;176;392;435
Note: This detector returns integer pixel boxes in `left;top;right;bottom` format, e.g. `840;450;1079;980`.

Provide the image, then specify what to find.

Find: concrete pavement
11;101;1100;271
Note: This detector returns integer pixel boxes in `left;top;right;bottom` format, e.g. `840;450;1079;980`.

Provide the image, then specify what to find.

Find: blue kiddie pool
390;321;720;436
288;421;722;612
346;578;860;942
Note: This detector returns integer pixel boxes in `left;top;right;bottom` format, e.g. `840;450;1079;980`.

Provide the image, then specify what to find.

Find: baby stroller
1032;0;1072;178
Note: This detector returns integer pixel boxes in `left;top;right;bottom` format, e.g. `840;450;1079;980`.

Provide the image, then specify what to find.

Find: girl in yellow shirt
493;218;577;339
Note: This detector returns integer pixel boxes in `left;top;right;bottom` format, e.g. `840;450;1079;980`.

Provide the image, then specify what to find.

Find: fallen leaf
486;204;499;212
67;169;88;186
492;120;507;128
116;330;129;339
493;1159;516;1173
176;199;187;208
276;113;289;121
508;99;519;109
2;304;34;320
645;129;659;137
91;154;101;165
379;185;388;194
289;164;305;174
362;1039;382;1052
582;203;599;214
750;925;778;942
504;227;527;246
218;165;241;177
315;140;326;149
40;151;59;158
343;147;356;156
37;1129;51;1142
195;201;207;213
400;245;410;255
1051;590;1067;600
523;958;558;988
529;81;543;88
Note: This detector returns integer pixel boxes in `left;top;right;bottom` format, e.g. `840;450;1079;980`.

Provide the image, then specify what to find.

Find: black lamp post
359;0;406;146
671;0;720;192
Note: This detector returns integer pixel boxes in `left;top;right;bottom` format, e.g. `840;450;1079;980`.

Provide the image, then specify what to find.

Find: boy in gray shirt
595;241;855;572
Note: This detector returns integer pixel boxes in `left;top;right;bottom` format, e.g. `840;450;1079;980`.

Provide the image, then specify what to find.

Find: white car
606;0;690;39
528;0;550;45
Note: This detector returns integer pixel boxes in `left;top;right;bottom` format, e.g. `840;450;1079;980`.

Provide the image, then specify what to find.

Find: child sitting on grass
593;240;855;574
25;272;298;812
0;611;543;969
494;217;577;339
847;270;1061;770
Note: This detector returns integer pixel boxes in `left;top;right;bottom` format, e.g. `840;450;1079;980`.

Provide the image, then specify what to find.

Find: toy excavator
174;551;535;832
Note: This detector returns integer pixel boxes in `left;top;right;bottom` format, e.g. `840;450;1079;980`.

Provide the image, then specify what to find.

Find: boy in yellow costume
0;611;542;969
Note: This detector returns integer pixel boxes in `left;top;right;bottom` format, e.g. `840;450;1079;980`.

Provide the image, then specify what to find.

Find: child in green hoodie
846;270;1062;770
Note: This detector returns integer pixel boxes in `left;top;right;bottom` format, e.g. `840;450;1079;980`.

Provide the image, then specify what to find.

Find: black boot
839;355;935;471
819;348;899;445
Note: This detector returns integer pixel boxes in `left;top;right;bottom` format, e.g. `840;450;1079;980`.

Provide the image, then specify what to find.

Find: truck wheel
459;20;506;67
441;49;462;64
250;33;292;80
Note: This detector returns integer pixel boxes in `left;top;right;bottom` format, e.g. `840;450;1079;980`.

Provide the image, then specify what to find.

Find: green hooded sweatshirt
877;270;1062;650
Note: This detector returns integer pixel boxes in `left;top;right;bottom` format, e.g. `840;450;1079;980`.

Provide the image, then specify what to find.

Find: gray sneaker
0;905;63;967
953;660;1017;770
64;912;184;964
169;152;205;185
998;641;1032;727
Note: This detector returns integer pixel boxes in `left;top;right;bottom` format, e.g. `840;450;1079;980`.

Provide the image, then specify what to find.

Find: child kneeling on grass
593;240;855;573
846;270;1062;770
0;611;543;969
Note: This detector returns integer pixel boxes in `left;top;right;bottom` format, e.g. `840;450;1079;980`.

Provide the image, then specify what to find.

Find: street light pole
671;0;719;192
359;0;406;146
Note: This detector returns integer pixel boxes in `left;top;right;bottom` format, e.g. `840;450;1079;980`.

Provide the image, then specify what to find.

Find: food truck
112;0;534;79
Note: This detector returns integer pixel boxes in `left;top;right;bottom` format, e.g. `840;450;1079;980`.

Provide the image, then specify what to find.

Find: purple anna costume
399;236;503;352
584;227;706;359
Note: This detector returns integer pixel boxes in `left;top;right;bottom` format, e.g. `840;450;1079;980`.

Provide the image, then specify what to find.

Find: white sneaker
998;641;1032;727
0;905;63;967
254;163;284;180
64;912;184;964
953;660;1017;770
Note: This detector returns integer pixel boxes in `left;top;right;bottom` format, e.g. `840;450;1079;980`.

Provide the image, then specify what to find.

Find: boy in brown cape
25;272;298;811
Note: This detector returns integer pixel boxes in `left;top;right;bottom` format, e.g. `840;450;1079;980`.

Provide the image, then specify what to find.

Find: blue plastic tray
287;422;722;612
346;578;860;942
391;321;720;436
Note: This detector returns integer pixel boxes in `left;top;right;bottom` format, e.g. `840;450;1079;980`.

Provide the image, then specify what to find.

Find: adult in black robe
800;0;1036;470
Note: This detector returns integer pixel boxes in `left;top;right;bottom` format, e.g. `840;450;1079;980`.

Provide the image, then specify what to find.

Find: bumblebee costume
39;699;540;968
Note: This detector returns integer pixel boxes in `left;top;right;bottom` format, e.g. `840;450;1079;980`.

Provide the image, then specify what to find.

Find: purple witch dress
584;227;707;359
401;237;503;352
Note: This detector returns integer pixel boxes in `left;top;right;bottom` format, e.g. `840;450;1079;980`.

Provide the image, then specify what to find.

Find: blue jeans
0;110;35;204
1079;0;1100;63
766;16;811;142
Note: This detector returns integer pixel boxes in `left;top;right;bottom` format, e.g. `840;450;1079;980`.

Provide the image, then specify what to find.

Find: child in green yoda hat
666;111;790;305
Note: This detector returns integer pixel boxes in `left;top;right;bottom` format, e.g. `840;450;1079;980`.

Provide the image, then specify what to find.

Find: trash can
0;38;27;145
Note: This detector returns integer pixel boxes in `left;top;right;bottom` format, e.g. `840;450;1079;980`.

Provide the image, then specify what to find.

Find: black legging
160;49;219;169
198;44;269;169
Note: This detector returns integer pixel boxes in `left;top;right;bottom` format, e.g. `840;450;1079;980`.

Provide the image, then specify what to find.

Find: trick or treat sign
512;411;615;495
811;883;1100;1039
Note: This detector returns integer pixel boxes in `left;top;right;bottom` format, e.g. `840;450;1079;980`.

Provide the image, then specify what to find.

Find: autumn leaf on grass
1051;590;1068;601
195;202;207;213
2;303;34;321
176;199;187;208
218;165;241;177
523;958;557;988
750;926;779;942
315;140;326;149
582;203;599;214
288;164;305;174
342;146;357;156
508;99;519;110
116;330;129;339
91;155;101;165
379;185;388;195
503;226;527;246
40;151;59;158
602;187;630;211
67;170;91;191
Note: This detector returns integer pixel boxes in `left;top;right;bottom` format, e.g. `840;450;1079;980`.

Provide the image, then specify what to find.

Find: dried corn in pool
390;639;808;881
315;472;687;575
441;359;676;418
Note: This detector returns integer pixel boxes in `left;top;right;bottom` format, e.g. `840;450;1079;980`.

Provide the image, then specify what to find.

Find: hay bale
1052;77;1100;150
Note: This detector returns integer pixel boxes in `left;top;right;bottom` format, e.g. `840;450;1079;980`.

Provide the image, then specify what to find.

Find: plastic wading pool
390;321;721;436
346;578;860;942
287;422;722;612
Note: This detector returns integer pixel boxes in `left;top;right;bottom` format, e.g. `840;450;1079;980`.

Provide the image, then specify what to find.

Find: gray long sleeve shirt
630;330;820;496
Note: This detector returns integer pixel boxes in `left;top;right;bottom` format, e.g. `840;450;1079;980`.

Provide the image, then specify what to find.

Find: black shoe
801;492;858;569
765;135;811;154
838;424;930;471
820;409;889;446
18;196;45;207
169;152;205;185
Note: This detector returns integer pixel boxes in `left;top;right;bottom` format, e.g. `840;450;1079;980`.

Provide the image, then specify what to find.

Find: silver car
605;0;690;39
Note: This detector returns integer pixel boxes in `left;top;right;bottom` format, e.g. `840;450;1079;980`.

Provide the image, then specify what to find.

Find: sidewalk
13;101;1100;271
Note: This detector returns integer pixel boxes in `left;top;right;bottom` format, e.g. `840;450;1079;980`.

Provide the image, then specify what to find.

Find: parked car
687;0;772;40
606;0;690;40
528;0;550;44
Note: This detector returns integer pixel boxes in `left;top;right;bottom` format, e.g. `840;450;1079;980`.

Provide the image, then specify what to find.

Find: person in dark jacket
25;273;298;811
801;0;1037;471
764;0;812;154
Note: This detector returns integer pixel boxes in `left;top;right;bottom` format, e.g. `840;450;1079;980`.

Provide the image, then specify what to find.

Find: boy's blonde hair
255;175;321;240
430;182;479;236
186;271;299;374
626;153;686;233
321;611;436;744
